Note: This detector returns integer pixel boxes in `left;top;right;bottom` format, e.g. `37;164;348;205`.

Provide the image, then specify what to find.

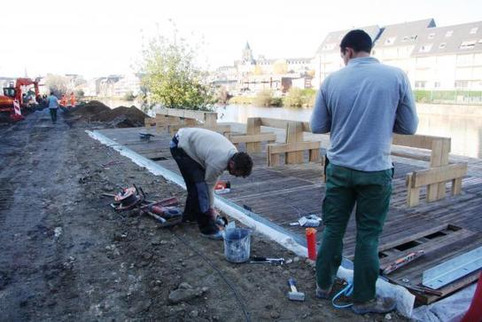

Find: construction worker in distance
47;91;60;124
170;128;253;240
70;92;76;107
310;30;418;314
60;94;67;107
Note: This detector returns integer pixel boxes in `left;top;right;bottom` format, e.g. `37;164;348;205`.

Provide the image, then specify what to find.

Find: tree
44;74;69;97
139;31;214;111
273;59;288;75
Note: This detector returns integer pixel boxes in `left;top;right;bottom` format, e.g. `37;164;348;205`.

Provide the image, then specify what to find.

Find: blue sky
0;0;480;78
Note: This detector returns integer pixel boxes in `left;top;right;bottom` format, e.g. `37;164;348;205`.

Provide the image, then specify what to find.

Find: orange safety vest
70;94;76;107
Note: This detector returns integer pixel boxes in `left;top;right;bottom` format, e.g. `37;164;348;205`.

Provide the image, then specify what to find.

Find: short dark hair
340;29;372;54
231;152;253;177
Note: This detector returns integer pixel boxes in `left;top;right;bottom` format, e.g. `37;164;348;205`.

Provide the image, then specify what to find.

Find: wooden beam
228;133;276;144
267;141;320;154
393;134;450;150
158;108;217;123
410;163;467;188
168;124;231;136
259;117;289;129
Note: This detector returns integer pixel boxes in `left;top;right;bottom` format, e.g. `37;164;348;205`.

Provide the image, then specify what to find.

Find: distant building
312;18;482;93
410;21;482;91
213;42;314;94
313;25;381;87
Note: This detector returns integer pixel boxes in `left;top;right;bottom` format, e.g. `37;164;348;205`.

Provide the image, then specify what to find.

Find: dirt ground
0;103;409;321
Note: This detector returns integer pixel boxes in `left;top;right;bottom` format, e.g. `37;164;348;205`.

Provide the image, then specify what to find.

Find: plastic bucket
224;228;251;263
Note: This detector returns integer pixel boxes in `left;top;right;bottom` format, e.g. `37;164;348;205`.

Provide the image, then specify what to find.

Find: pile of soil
69;100;148;128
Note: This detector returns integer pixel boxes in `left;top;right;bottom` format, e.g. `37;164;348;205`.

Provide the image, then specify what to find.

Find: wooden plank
267;141;321;154
393;134;449;150
158;108;217;123
411;164;468;188
391;151;430;162
228;133;276;144
259;117;288;129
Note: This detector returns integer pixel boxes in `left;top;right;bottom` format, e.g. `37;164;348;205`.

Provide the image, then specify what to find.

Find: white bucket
224;228;251;263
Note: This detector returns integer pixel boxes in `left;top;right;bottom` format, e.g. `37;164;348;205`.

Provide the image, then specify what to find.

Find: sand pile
70;100;148;127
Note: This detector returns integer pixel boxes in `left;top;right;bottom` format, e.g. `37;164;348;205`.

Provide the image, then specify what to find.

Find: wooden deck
95;124;482;305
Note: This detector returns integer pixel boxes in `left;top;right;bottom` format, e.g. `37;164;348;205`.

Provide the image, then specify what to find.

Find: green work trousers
316;163;393;302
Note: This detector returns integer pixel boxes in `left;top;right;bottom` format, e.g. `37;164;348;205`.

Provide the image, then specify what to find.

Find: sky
1;0;480;79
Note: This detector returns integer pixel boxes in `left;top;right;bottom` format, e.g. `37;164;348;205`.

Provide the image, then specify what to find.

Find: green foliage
44;74;69;97
228;96;254;105
123;91;136;101
75;89;85;98
253;89;282;107
283;88;316;108
413;90;482;105
139;32;214;111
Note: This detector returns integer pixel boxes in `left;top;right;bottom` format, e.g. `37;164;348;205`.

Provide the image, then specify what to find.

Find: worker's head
340;29;372;65
228;152;253;178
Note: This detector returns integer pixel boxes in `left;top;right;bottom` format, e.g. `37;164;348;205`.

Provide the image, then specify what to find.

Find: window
454;80;468;88
323;43;335;51
439;43;446;49
419;44;433;53
415;81;426;88
470;27;478;34
428;33;435;39
445;30;453;37
434;82;441;88
385;37;396;45
460;40;476;49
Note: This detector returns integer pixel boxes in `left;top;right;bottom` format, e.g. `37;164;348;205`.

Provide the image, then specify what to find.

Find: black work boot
352;296;396;314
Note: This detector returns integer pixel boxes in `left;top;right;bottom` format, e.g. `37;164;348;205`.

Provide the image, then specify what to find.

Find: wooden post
286;121;303;164
427;138;450;202
204;113;217;128
246;117;262;153
406;173;420;207
267;145;280;166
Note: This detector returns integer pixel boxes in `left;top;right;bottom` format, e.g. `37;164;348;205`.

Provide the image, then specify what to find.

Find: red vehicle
0;78;41;121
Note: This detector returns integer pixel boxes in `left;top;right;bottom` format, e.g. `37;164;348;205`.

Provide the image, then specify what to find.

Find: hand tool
249;257;285;265
382;250;424;275
287;278;305;301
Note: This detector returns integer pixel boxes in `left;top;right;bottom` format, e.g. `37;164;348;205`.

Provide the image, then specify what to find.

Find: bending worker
170;128;253;240
310;29;418;314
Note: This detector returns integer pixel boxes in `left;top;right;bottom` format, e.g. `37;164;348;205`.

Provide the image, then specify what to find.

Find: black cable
171;230;251;322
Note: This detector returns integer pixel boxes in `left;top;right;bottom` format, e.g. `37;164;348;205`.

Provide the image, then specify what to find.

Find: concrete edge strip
87;129;415;318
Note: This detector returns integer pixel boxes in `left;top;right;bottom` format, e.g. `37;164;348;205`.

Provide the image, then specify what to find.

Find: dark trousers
49;108;58;123
170;136;218;234
316;163;393;302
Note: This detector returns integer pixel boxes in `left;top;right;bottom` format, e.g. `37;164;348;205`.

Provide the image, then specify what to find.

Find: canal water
96;98;482;159
213;104;482;159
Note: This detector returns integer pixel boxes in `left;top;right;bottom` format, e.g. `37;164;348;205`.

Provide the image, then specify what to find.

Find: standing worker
47;92;60;124
60;94;67;107
310;29;418;314
170;128;253;240
70;92;76;107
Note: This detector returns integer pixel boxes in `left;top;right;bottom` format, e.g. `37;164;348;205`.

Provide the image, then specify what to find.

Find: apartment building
411;21;482;91
313;18;482;92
